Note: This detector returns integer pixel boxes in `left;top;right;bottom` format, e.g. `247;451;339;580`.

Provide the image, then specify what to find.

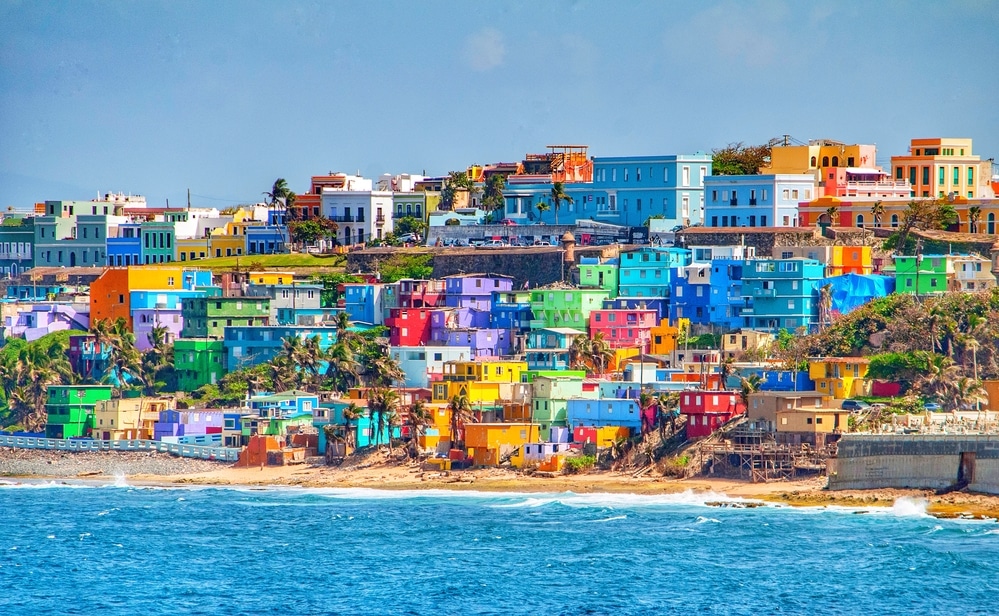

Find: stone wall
828;434;999;494
345;245;615;289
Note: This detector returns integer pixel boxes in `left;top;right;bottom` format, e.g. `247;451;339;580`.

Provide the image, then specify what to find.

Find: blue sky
1;0;997;210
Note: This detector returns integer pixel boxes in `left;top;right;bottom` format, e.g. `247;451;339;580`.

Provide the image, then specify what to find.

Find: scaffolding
698;426;836;482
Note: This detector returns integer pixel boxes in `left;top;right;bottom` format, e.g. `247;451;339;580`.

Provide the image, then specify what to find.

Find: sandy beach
4;448;999;520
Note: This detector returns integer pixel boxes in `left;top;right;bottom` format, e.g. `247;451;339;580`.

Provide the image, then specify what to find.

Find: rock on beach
0;447;228;478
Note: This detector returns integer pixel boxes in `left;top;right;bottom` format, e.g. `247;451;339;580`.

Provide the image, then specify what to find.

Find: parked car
477;239;507;248
531;239;549;246
396;233;419;243
923;402;943;412
498;219;518;226
670;224;685;233
453;238;469;247
841;400;871;412
508;238;525;247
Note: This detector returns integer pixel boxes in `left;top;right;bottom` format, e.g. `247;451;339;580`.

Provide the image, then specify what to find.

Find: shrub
563;454;596;474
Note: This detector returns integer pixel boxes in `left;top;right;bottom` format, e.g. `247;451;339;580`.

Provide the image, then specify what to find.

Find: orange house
90;265;190;329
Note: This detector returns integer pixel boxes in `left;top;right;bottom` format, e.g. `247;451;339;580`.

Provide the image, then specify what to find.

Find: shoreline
4;458;999;521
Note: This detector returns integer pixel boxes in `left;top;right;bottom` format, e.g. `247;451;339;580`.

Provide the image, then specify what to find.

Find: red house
680;390;745;438
385;308;432;346
588;309;657;353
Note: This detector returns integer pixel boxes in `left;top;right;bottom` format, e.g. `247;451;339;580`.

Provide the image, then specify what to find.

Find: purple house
444;275;513;311
6;302;90;341
154;409;225;440
429;307;491;340
130;290;203;351
431;328;510;357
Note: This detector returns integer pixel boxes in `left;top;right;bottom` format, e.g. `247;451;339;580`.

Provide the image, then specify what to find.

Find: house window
682;166;690;186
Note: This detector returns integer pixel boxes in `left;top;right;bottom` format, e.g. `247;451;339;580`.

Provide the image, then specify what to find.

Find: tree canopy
711;142;774;175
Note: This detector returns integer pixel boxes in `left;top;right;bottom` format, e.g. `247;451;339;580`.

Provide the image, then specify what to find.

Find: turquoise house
525;327;586;371
618;247;691;298
740;257;825;332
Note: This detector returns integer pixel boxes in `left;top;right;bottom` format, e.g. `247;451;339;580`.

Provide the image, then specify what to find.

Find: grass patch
564;454;597;474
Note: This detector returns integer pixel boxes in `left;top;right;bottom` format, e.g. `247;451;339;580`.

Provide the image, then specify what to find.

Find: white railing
0;435;241;462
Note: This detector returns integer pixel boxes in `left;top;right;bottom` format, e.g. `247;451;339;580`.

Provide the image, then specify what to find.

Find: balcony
376;214;386;224
328;214;355;223
753;288;776;297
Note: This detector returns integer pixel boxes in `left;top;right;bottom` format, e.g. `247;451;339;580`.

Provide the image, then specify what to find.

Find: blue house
249;390;318;419
703;174;815;228
707;259;746;331
490;291;533;333
566;398;642;430
741;258;825;332
224;326;339;370
106;223;142;266
601;297;669;322
246;225;288;255
618;247;691;298
502;153;712;228
525;327;585;371
671;263;712;325
343;283;385;325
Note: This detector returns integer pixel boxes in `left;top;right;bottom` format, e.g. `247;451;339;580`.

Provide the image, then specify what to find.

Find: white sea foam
695;516;721;524
591;515;627;523
112;472;129;488
891;497;931;518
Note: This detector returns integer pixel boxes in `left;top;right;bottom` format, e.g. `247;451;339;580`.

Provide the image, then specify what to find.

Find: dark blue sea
1;481;997;615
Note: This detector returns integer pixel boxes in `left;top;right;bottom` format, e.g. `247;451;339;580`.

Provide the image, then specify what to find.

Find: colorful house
180;295;271;339
390;344;473;388
343;283;386;325
588;309;657;352
465;422;540;466
386;308;433;346
174;338;226;390
529;288;610;332
94;397;173;440
566;398;642;430
892;254;951;296
44;385;114;439
740;257;825;332
153;408;224;441
224;326;338;371
890;137;992;199
531;376;594;439
445;274;513;310
679;390;745;438
0;216;35;277
808;357;871;399
525;327;585;371
703;174;815;228
649;319;684;355
578;257;620;295
948;255;996;292
490;290;533;333
618;247;690;298
90;266;195;329
130;289;205;350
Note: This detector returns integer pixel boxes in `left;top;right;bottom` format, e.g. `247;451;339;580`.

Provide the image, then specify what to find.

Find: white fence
0;435;241;462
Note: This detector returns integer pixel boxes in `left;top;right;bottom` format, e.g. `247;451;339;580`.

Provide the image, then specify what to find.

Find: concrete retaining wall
828;434;999;494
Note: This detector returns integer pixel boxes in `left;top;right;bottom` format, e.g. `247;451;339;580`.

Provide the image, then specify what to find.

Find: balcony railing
329;214;355;223
376;214;386;224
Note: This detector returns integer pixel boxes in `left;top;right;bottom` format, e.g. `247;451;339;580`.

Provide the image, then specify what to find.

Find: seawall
828;434;999;494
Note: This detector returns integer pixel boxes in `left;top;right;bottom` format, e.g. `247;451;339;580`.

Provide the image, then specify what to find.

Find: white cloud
463;28;506;72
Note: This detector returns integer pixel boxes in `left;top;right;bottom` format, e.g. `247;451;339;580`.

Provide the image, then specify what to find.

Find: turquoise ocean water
1;480;997;615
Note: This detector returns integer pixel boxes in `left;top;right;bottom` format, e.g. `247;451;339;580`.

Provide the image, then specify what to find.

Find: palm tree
324;342;360;393
656;392;680;439
264;178;297;222
738;374;763;409
535;200;550;223
969;206;982;234
941;377;988;413
448;394;474;450
568;335;591;371
871;201;885;228
367;387;400;451
588;332;614;376
407;398;433;458
341;402;364;451
550;182;573;226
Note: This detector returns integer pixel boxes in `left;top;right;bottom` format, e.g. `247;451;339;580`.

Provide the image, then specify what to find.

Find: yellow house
93;397;172;440
249;271;296;285
208;231;245;259
776;407;849;435
464;422;540;466
176;237;211;262
721;330;775;359
766;140;878;178
808;357;871;399
442;359;527;384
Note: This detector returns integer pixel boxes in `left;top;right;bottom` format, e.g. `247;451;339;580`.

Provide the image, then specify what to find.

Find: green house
529;289;610;332
892;254;951;296
45;385;114;438
180;296;270;339
530;376;595;438
175;338;226;391
578;261;619;295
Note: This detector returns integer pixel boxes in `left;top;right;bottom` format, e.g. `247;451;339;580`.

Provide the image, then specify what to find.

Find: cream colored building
890;138;994;199
93;397;172;440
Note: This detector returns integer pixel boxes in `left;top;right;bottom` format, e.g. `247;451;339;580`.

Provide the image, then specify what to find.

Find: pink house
588;309;657;353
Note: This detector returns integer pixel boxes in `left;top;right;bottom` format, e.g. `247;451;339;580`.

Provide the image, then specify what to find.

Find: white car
477;240;507;248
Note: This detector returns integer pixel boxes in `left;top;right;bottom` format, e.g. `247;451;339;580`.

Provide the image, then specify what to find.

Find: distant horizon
2;0;997;209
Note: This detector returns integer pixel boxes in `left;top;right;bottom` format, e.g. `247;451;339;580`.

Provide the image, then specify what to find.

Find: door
958;452;976;484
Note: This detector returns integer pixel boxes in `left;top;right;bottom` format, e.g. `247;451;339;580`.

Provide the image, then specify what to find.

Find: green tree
288;220;323;248
394;215;428;239
550;182;573;226
711;141;774;175
440;171;472;210
407;398;432;459
969;206;982;234
871;200;885;227
481;174;506;213
448;394;474;450
535;199;550;223
367;387;400;451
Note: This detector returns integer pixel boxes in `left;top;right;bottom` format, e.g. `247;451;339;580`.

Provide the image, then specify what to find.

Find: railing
0;435;241;462
375;214;386;224
328;214;355;223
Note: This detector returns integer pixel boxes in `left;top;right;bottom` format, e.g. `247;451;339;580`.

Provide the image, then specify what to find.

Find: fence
0;434;241;462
